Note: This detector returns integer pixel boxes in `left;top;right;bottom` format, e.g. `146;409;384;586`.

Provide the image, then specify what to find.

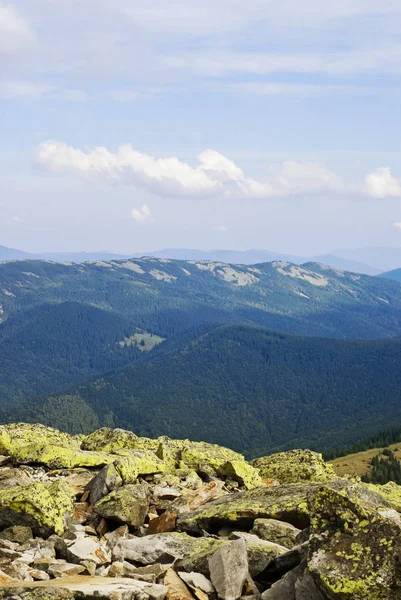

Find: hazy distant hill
21;324;401;457
335;246;401;273
379;268;401;283
0;245;379;274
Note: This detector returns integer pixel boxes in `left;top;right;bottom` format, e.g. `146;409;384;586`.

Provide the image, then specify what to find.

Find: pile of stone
0;424;398;599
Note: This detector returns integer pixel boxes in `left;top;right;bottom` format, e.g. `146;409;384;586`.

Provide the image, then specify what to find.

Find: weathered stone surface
251;450;335;484
0;468;34;490
164;568;195;600
0;576;168;599
94;483;150;528
177;483;315;534
228;531;288;576
114;532;224;569
10;444;115;470
251;518;300;548
180;441;248;475
207;539;251;600
67;537;110;566
261;564;325;600
308;485;401;599
147;511;177;535
217;460;263;490
48;562;86;578
0;424;77;457
0;525;32;544
0;480;75;537
177;572;214;595
81;428;141;453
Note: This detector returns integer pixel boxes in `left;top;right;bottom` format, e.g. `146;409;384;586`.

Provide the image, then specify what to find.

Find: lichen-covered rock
366;480;401;513
180;441;247;475
0;480;75;537
251;518;301;548
251;449;335;484
177;482;316;534
308;485;401;599
94;484;150;528
81;427;160;454
10;444;115;470
113;531;225;570
87;453;165;505
217;460;264;490
0;424;78;457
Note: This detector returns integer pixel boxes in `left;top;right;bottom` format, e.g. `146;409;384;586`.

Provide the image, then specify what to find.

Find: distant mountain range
2;256;401;455
0;245;383;275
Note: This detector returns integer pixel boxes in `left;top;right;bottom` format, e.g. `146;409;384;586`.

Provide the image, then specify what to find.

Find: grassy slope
330;443;401;478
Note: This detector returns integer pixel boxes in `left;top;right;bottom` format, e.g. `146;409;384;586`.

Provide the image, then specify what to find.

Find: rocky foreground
0;426;399;599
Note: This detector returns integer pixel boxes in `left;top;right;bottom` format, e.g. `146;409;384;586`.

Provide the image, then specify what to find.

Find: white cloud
0;4;35;57
36;141;345;199
132;204;151;223
393;222;401;230
214;224;228;232
365;167;401;198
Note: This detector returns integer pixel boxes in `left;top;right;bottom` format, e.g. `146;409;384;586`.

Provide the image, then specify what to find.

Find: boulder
0;480;75;537
261;564;325;600
67;537;111;566
207;539;252;600
10;444;114;470
228;532;288;576
177;482;317;534
180;441;249;476
308;485;401;599
147;512;177;535
164;568;195;600
113;531;224;569
251;518;301;548
0;576;168;599
177;572;214;595
251;450;335;484
0;424;78;457
93;483;150;528
0;526;33;544
217;460;263;490
82;427;161;455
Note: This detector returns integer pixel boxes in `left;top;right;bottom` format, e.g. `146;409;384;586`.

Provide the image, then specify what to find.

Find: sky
2;1;401;255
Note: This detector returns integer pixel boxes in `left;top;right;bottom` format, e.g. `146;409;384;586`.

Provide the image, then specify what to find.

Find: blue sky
2;0;401;254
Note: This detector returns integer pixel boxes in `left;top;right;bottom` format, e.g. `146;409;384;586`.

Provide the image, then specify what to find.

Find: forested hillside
2;258;401;341
11;324;401;458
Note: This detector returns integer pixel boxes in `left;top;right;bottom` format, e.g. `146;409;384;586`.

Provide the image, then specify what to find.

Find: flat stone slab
0;575;168;600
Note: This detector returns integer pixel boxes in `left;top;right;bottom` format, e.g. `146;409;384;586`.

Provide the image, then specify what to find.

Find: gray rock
0;576;168;599
0;526;33;544
251;519;300;549
87;463;122;505
114;532;223;572
208;539;251;600
178;571;215;594
261;564;325;600
67;537;110;565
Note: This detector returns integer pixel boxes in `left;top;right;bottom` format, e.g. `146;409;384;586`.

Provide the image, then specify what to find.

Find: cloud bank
36;141;350;199
36;141;401;201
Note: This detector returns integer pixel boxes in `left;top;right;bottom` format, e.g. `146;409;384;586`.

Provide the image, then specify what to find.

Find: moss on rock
217;459;264;490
